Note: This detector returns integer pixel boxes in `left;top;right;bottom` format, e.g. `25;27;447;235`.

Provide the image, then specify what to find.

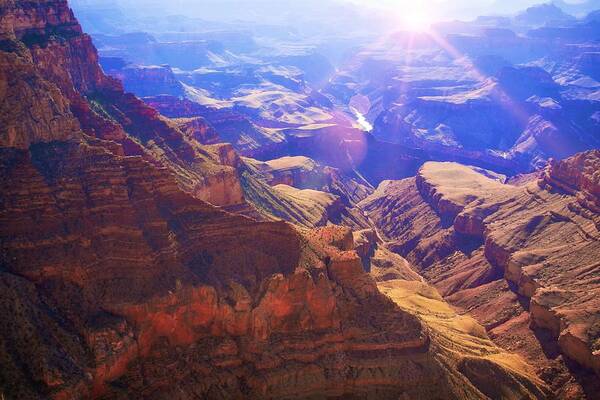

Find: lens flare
397;4;433;32
402;11;431;31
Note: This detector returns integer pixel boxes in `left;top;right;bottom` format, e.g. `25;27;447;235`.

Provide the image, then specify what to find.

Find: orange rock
361;156;600;396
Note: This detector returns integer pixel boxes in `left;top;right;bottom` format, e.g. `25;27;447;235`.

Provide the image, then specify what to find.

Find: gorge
0;0;599;399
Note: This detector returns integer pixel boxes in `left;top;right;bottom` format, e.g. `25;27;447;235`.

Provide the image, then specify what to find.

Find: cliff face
541;150;600;212
360;155;600;398
0;0;246;208
242;156;372;229
0;139;417;399
0;141;547;399
0;49;81;148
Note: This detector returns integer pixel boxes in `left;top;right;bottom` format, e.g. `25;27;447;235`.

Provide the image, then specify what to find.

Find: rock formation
360;154;600;398
173;116;220;145
240;155;373;228
144;94;289;160
0;0;246;208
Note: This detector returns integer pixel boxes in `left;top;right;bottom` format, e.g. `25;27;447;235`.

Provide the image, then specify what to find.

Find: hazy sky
79;0;551;17
346;0;588;21
71;0;598;29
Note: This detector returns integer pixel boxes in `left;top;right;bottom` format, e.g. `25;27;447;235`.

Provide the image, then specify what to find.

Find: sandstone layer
360;155;600;399
0;0;245;208
242;155;372;228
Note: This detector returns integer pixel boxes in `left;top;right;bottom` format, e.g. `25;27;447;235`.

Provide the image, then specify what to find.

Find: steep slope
360;154;600;398
242;156;372;228
0;138;418;399
0;140;549;399
0;0;244;208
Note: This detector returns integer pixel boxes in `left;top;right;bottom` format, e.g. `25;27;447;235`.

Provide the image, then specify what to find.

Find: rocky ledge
360;154;600;397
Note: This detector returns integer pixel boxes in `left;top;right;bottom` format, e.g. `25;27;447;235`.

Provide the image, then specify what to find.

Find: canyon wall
360;155;600;398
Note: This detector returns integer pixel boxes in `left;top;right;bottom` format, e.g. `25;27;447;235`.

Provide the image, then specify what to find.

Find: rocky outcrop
0;0;246;208
240;170;345;228
353;229;424;282
241;156;372;229
249;156;329;188
415;162;514;227
145;94;289;160
173;116;220;145
360;156;600;397
541;149;600;212
0;139;375;398
245;156;372;204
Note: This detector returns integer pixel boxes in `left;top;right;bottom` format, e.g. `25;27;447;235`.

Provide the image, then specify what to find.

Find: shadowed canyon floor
1;0;600;399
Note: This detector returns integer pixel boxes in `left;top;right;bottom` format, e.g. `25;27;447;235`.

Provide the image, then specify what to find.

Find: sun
403;11;432;31
396;4;434;32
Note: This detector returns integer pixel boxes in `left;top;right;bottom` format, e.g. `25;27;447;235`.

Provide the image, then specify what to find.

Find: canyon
359;155;600;398
0;0;599;399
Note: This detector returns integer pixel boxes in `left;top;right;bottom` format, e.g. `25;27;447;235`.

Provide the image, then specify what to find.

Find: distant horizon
70;0;600;25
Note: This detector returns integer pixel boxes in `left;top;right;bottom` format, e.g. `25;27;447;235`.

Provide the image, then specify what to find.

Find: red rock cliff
361;157;600;398
0;0;245;207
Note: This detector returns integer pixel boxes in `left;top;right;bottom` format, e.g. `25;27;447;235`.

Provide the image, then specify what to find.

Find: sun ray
427;28;531;128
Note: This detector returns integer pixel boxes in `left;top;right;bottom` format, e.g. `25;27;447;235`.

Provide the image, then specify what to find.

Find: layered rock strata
360;155;600;398
0;0;244;208
242;156;372;228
